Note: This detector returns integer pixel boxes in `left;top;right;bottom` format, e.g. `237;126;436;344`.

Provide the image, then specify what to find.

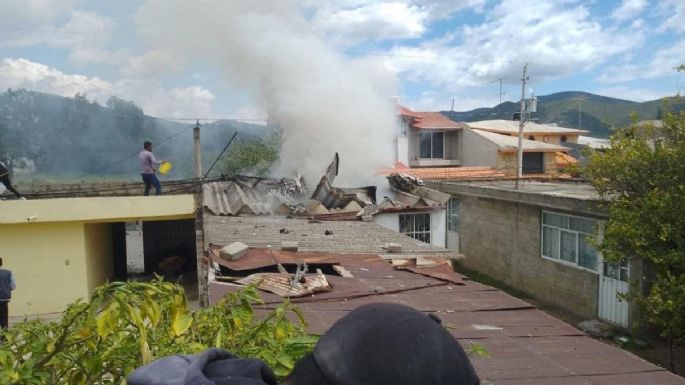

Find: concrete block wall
15;180;201;199
458;194;599;319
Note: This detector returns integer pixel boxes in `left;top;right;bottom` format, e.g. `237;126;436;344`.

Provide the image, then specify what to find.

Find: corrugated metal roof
208;269;685;385
203;212;685;385
468;120;589;135
472;129;570;152
203;177;303;216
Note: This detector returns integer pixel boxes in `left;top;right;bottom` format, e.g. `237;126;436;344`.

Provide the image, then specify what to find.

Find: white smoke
133;0;397;186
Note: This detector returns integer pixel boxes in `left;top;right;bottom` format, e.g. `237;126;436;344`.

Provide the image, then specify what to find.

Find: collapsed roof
203;153;446;219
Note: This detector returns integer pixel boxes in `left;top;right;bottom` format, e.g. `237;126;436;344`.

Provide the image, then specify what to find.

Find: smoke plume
134;1;398;186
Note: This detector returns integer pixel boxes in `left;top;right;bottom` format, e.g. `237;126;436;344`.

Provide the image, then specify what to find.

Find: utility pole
193;120;202;178
578;99;582;130
515;64;529;190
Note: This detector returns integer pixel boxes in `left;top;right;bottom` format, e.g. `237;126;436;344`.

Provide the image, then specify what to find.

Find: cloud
611;0;647;22
306;0;484;45
0;2;123;66
592;86;671;102
0;0;83;46
597;39;685;83
657;0;685;34
0;58;216;118
381;0;643;90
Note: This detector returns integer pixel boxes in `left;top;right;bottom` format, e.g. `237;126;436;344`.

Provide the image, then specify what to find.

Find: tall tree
583;107;685;372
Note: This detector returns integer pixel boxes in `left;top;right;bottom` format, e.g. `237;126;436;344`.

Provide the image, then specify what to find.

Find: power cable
203;132;238;180
86;124;194;175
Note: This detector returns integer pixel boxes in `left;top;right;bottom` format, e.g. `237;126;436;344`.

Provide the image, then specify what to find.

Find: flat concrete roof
468;119;589;135
426;179;607;217
0;195;197;224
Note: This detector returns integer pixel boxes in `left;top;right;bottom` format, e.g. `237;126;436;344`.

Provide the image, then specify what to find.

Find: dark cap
304;303;479;385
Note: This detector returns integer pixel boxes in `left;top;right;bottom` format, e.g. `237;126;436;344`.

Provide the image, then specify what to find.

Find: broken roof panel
203;176;304;216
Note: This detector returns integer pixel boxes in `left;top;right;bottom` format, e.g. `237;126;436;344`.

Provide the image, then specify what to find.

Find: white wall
460;128;498;167
374;209;446;248
397;135;409;165
431;209;446;248
374;213;400;232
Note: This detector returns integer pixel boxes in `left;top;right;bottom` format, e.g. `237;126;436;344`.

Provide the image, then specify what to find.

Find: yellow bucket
158;161;173;175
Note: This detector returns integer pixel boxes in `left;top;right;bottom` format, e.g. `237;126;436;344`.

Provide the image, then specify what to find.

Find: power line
87;124;194;175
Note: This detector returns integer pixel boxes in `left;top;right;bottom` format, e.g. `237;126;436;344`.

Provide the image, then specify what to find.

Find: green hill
443;91;685;138
0;89;271;181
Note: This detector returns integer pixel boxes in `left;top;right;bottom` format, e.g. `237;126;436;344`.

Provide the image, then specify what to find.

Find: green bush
0;278;317;384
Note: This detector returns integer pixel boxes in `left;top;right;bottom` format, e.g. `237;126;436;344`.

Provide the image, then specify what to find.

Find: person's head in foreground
127;303;479;385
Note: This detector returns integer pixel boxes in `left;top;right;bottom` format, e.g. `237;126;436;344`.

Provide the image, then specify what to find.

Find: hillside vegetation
443;91;685;138
0;89;270;181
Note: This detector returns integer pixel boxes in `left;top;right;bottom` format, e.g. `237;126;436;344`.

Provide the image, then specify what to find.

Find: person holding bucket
138;141;168;196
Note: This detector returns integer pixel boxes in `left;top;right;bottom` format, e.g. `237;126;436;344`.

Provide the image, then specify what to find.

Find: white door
598;259;630;328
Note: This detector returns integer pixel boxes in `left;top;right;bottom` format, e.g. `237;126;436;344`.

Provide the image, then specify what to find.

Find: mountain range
442;91;685;138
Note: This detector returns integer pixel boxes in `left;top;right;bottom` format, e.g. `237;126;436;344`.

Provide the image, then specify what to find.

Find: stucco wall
455;194;599;319
84;223;114;294
460;128;498;167
0;222;90;316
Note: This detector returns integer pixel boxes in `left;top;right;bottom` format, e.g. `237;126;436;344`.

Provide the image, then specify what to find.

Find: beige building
0;195;196;316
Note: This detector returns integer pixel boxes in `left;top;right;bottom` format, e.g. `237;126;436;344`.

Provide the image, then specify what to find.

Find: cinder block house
427;179;637;327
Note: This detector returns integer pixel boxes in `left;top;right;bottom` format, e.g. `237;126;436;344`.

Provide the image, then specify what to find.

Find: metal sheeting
203;179;301;216
208;263;685;384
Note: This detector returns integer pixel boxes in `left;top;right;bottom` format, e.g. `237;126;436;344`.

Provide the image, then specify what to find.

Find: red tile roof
555;151;579;168
378;164;506;180
398;105;465;131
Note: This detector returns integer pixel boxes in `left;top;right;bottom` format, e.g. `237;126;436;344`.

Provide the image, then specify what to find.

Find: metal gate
598;260;630;327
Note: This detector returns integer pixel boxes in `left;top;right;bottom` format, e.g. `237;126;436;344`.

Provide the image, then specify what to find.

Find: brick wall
458;194;599;319
16;180;202;199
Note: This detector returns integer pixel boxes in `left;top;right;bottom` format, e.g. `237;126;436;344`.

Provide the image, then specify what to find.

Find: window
522;152;544;174
447;197;460;232
541;211;599;271
419;132;444;159
528;135;536;141
400;213;431;243
399;120;409;135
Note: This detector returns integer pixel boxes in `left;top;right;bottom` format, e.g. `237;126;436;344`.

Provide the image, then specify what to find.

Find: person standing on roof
0;257;17;331
138;141;165;196
0;160;25;200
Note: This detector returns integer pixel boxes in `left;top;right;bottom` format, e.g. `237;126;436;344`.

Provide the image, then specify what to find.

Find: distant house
394;106;579;178
428;179;640;328
467;119;588;145
397;105;468;168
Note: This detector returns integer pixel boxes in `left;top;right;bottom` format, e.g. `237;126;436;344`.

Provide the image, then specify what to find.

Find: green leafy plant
0;278;317;384
582;107;685;372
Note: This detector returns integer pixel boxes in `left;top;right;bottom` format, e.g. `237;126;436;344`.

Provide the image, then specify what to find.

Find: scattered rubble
219;242;248;261
578;319;614;338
